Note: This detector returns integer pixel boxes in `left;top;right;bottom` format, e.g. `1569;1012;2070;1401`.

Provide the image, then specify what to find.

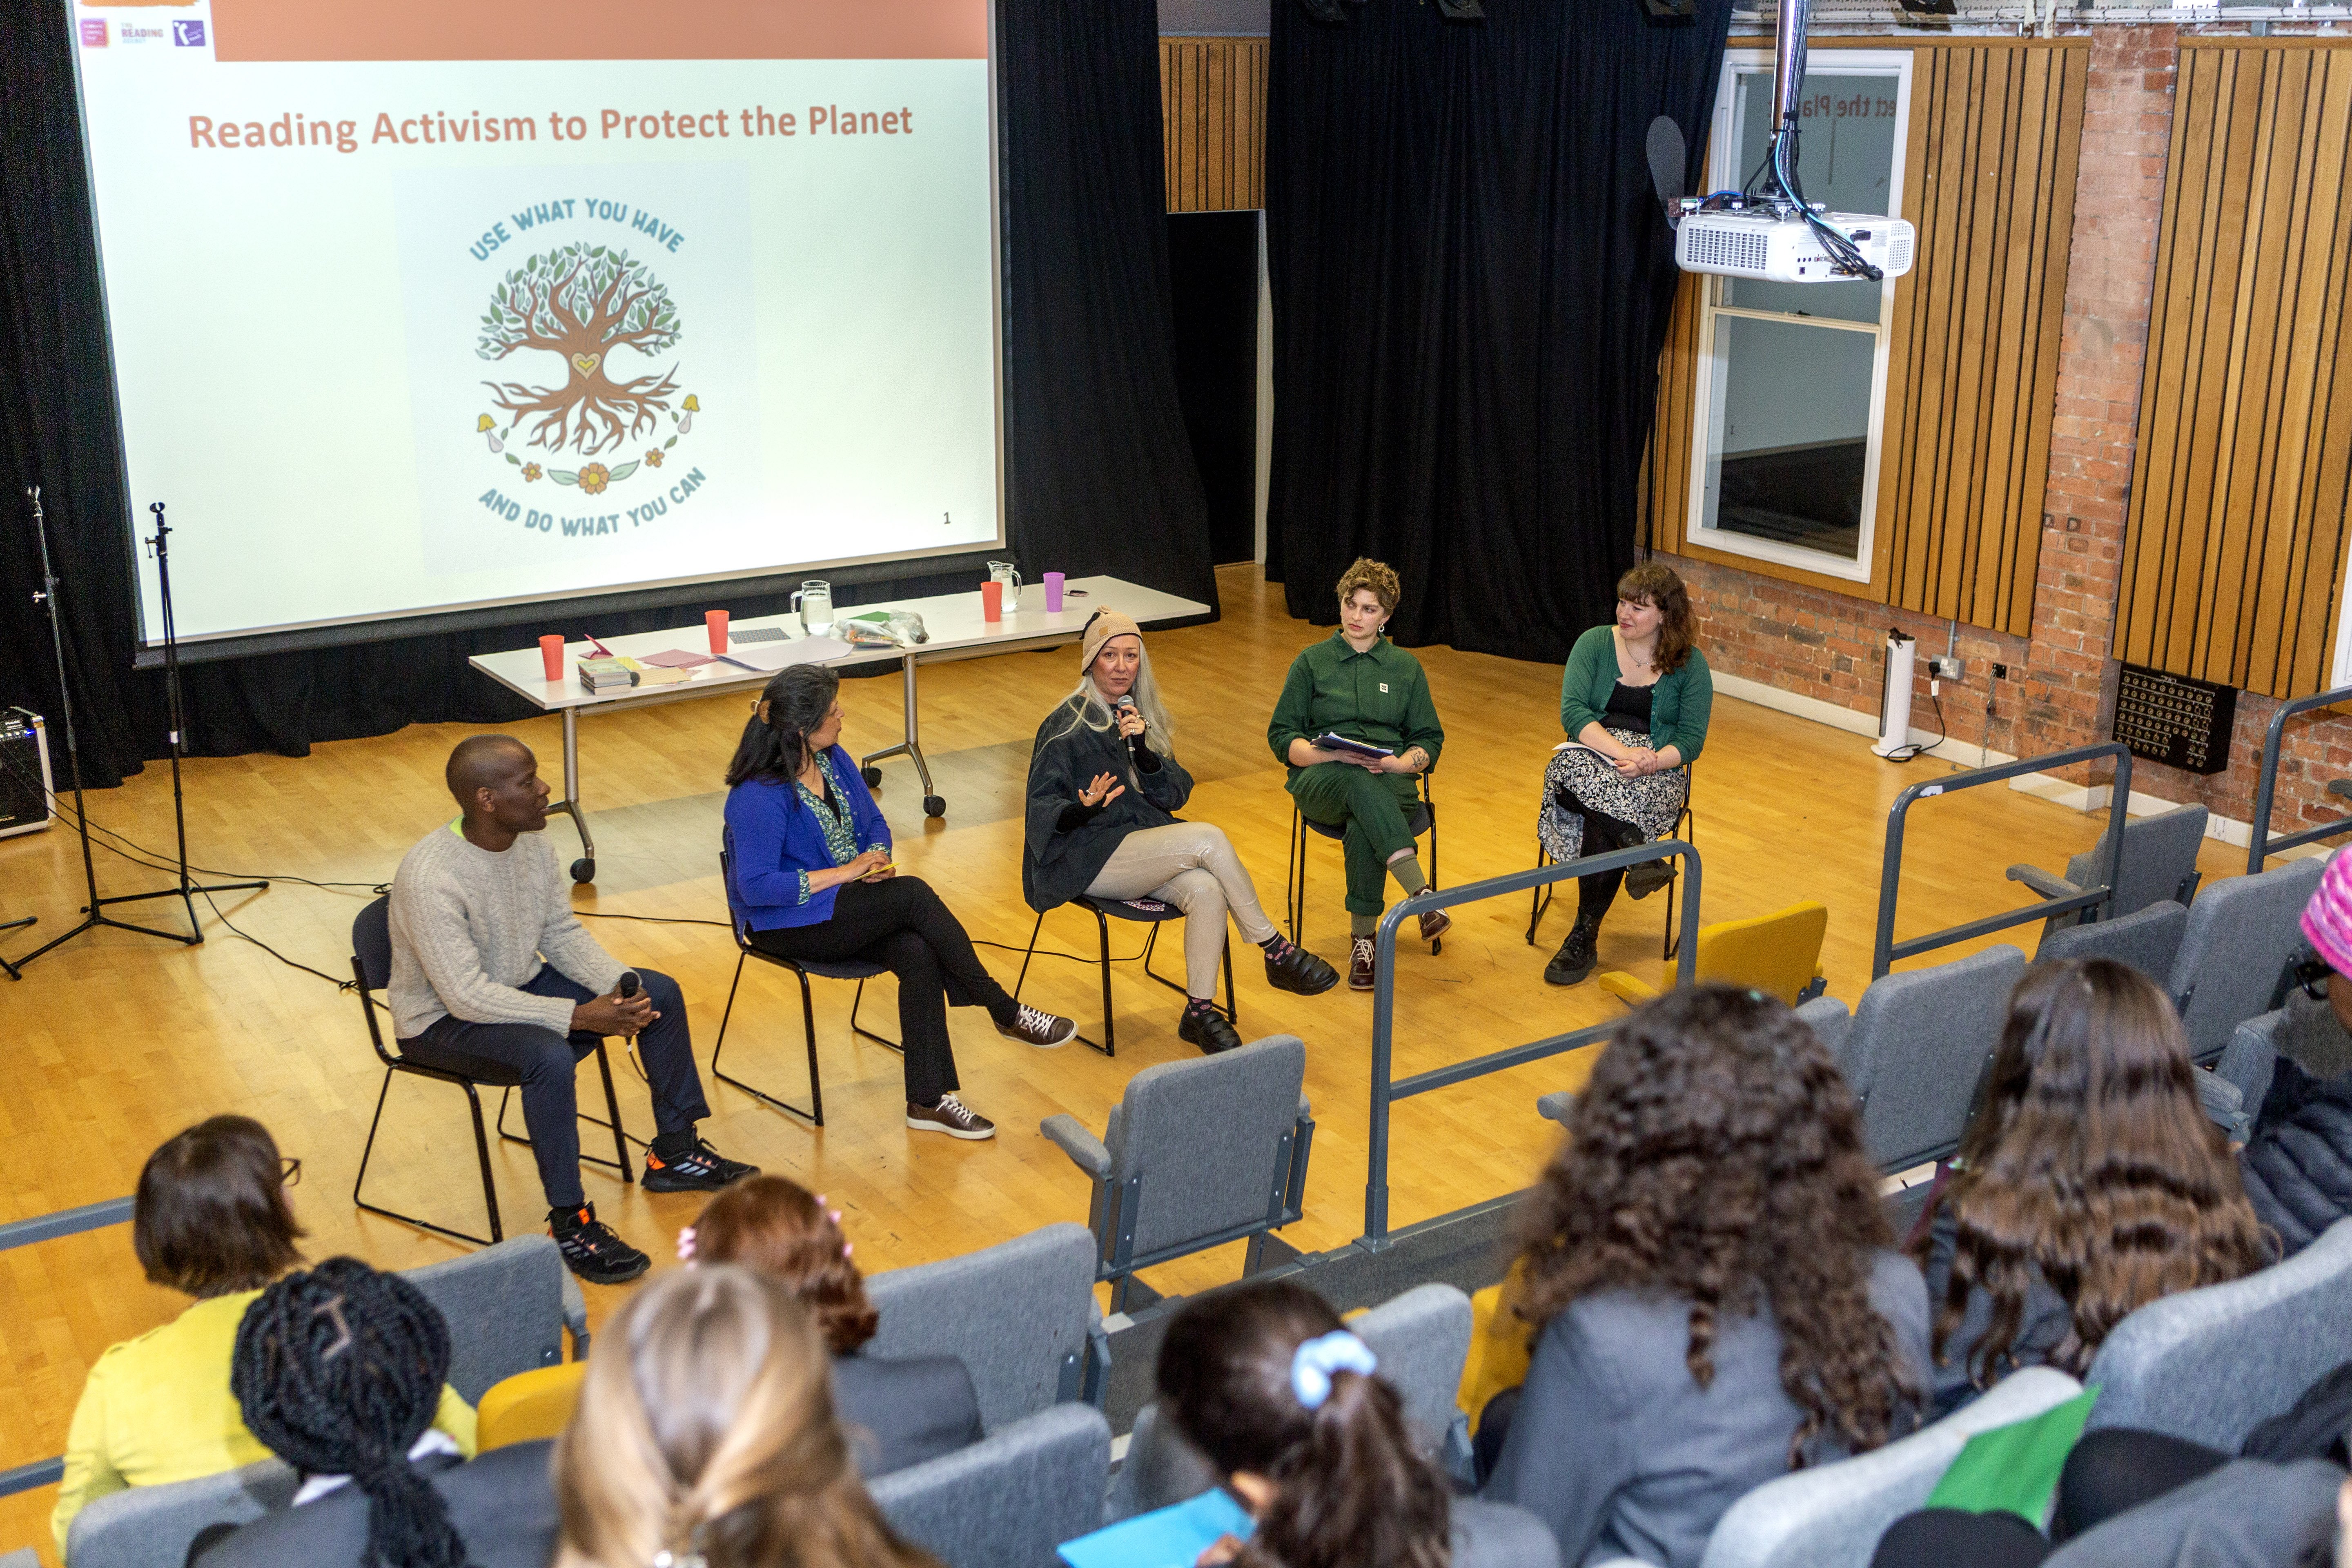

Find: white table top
468;574;1213;715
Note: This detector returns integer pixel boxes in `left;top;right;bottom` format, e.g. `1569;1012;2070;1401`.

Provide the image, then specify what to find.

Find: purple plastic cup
1044;571;1066;612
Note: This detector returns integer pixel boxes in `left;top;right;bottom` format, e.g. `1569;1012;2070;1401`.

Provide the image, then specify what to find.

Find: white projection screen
66;0;1002;656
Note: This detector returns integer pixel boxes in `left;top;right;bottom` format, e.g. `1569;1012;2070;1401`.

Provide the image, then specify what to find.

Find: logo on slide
172;20;206;45
78;17;106;46
475;241;695;492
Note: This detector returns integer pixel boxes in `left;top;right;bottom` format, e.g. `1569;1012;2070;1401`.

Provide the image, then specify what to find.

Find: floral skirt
1537;728;1690;864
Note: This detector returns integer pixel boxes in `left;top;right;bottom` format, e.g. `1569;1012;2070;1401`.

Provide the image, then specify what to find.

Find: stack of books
577;657;634;694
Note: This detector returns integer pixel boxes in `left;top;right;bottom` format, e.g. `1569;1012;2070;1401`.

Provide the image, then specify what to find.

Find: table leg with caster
858;649;946;818
551;707;597;882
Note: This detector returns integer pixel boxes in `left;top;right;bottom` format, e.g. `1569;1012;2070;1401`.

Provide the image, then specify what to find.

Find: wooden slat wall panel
1644;41;2085;636
1881;44;2087;636
2118;43;2352;699
1159;38;1268;212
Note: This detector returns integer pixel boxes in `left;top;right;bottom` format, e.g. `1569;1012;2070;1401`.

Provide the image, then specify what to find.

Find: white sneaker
906;1094;996;1140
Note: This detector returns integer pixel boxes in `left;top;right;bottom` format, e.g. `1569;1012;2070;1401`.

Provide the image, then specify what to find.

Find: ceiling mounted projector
1674;207;1915;283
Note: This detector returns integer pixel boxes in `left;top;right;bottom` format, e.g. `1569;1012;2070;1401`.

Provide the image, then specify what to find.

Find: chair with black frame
711;847;900;1125
1011;893;1236;1059
1526;760;1696;962
347;896;633;1246
1285;767;1439;953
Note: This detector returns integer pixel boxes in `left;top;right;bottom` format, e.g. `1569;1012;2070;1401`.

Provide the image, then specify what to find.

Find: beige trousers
1083;822;1276;998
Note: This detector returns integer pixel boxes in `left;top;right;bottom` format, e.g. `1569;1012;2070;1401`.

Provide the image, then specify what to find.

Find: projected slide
68;0;1000;648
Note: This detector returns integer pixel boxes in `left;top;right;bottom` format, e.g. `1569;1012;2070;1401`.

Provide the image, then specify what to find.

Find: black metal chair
1284;768;1438;953
350;896;633;1247
1526;759;1696;961
713;849;901;1125
1012;894;1238;1059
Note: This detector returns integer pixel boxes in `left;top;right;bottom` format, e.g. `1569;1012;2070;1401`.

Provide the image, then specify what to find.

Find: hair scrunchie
1289;1330;1377;1411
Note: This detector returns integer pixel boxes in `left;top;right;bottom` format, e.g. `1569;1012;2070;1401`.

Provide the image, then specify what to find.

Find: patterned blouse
792;750;862;904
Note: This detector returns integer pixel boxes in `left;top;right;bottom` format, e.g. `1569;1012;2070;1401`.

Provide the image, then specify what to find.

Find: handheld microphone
1114;695;1147;761
617;970;641;1000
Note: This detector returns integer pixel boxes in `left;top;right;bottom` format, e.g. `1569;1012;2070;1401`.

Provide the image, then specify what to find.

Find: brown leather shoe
1418;907;1452;944
906;1094;996;1140
1349;935;1377;991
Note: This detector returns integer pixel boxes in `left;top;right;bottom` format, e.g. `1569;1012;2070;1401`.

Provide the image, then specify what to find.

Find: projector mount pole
91;502;268;927
1767;0;1811;219
8;487;199;976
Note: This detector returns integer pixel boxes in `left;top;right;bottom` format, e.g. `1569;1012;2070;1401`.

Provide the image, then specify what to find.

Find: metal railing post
2248;685;2352;874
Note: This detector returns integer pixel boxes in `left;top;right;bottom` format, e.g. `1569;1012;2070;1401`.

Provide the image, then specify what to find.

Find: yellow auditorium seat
1458;1258;1532;1435
1594;899;1829;1009
477;1361;586;1451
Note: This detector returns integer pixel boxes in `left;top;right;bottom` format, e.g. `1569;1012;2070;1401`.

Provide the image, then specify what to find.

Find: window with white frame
1687;52;1911;581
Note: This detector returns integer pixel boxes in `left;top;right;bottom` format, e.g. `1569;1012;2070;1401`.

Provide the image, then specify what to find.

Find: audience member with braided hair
1155;1277;1560;1568
554;1265;937;1568
196;1257;547;1568
53;1117;474;1555
1481;985;1928;1568
1915;958;2270;1417
688;1175;982;1476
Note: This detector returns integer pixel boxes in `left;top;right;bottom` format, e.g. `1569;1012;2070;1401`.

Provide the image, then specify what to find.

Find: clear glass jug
792;579;833;637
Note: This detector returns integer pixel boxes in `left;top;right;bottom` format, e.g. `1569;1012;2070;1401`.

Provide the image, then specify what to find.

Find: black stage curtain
1263;0;1730;662
0;0;1209;789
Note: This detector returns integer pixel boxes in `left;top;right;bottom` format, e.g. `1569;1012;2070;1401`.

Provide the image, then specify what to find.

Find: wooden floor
0;564;2248;1559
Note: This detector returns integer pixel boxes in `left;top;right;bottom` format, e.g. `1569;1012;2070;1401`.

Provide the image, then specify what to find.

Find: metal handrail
2247;684;2352;874
1361;840;1701;1246
1872;742;2133;978
0;1196;134;1497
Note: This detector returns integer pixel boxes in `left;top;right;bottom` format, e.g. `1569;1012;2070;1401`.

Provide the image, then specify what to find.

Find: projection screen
65;0;1002;657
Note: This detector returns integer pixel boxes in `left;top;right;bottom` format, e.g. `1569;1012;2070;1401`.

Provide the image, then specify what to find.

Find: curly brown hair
1513;985;1915;1465
692;1176;879;1355
1336;557;1401;615
1922;959;2270;1388
1157;1279;1450;1568
1617;561;1698;677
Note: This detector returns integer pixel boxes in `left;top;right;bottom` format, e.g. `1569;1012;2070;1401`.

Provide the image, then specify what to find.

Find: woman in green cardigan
1540;561;1712;987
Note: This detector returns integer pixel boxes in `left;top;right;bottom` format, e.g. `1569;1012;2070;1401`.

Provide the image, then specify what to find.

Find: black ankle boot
1545;915;1601;987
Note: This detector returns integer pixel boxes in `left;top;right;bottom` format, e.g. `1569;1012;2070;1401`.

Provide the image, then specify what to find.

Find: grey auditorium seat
2005;803;2207;938
2167;856;2325;1063
870;1402;1110;1568
862;1221;1108;1428
399;1232;588;1399
1042;1034;1314;1312
65;1457;299;1568
2085;1215;2352;1452
2034;898;2188;978
1797;944;2027;1172
1692;1368;2087;1568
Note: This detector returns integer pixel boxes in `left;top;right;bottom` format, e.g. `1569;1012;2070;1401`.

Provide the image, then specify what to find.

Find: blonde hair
555;1266;935;1568
1336;558;1401;616
1047;639;1177;755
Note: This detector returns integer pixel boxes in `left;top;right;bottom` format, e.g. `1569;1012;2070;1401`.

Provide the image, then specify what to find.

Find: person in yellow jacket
53;1116;475;1556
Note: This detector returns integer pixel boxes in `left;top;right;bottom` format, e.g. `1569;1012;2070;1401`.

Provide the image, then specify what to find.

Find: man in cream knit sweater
389;735;755;1283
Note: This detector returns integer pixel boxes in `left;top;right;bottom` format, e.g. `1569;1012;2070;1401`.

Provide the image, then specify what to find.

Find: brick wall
1673;22;2352;851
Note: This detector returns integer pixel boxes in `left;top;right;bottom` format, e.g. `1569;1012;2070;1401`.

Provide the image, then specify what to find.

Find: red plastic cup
706;609;729;654
980;580;1003;622
539;635;565;681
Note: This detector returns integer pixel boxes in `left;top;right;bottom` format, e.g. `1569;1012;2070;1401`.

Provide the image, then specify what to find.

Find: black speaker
0;710;53;839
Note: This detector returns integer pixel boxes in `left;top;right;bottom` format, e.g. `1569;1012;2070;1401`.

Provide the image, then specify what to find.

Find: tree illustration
476;243;681;457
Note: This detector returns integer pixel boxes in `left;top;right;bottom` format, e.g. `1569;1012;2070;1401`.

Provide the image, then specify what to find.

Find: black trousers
401;964;708;1209
1869;1428;2233;1567
747;876;1013;1107
1555;787;1642;926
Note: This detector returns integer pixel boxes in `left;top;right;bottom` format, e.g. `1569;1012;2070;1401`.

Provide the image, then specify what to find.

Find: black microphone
616;970;641;1000
1114;696;1147;761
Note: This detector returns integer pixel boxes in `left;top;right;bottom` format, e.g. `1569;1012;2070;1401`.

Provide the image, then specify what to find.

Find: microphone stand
90;501;267;927
9;487;198;974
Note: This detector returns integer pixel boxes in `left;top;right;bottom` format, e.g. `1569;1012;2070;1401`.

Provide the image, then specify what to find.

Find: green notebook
1923;1385;2100;1525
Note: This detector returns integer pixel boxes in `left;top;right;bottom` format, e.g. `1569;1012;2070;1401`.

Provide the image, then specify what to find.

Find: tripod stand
9;487;201;974
89;503;267;927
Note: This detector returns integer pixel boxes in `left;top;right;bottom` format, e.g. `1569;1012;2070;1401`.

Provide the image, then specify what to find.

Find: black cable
1881;684;1951;765
575;911;728;928
1771;127;1880;282
973;937;1147;967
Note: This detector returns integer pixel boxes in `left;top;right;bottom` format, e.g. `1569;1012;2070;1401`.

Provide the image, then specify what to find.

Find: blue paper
1058;1488;1256;1568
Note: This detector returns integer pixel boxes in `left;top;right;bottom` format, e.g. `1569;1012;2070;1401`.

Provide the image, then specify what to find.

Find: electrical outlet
1929;655;1963;681
1992;662;2009;681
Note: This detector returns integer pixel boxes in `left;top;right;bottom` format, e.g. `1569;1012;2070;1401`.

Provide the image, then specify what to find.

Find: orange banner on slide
207;0;987;62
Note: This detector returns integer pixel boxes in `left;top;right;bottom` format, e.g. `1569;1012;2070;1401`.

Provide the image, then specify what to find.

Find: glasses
280;1156;302;1188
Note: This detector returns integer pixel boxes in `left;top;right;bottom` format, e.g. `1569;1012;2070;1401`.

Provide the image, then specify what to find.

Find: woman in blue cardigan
722;665;1074;1141
1539;561;1713;987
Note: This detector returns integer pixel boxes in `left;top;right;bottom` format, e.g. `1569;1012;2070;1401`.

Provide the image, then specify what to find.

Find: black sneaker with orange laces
640;1132;759;1194
549;1203;651;1285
